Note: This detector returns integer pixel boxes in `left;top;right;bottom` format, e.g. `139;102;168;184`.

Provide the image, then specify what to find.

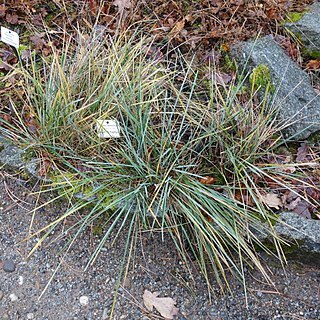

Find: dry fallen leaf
143;290;179;319
30;34;46;51
214;72;232;86
285;196;301;211
199;176;216;185
296;142;309;162
260;192;282;209
39;158;52;177
24;113;40;134
169;19;185;37
0;4;6;18
292;200;312;219
88;0;98;15
0;113;12;123
6;13;19;24
306;59;320;70
113;0;132;14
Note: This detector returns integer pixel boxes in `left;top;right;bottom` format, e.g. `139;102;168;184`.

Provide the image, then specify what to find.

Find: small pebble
123;277;131;287
3;260;16;273
2;313;9;320
0;291;3;300
18;276;24;285
9;293;18;302
102;308;109;320
79;295;89;306
27;313;35;319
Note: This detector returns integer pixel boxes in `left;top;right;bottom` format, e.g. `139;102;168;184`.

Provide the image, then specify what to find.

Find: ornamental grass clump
1;30;289;298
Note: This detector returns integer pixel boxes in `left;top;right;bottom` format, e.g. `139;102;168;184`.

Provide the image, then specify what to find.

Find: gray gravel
0;171;319;320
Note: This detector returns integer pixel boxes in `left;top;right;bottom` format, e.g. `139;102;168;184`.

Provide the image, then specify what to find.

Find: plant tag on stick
97;119;121;138
1;26;19;48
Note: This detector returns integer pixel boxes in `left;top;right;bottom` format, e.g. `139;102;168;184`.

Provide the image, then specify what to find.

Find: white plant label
1;26;19;48
97;119;121;138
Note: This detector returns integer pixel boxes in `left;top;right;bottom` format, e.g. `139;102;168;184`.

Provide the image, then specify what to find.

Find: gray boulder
0;135;10;151
285;2;320;54
0;145;25;171
0;134;47;182
274;211;320;265
231;35;320;140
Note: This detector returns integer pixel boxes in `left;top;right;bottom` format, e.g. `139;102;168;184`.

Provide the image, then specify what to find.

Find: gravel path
0;171;319;320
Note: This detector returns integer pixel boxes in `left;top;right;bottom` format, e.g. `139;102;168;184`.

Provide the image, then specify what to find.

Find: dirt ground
0;171;319;320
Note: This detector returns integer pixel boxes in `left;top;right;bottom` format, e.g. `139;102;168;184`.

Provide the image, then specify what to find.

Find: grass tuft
1;29;310;310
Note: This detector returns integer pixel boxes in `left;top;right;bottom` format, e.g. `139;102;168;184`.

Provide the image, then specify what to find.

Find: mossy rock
284;2;320;53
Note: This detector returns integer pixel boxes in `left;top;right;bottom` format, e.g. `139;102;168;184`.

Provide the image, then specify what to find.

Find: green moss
22;149;36;162
281;9;309;24
222;54;237;72
92;211;111;235
307;130;320;145
249;64;272;91
49;171;118;213
292;31;303;44
17;45;28;54
301;48;320;59
286;11;307;23
288;30;320;59
256;235;302;256
232;84;249;96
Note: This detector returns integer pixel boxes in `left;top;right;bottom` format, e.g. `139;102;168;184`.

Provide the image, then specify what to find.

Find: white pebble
9;293;18;302
102;308;109;320
27;313;34;319
79;295;89;306
18;276;24;285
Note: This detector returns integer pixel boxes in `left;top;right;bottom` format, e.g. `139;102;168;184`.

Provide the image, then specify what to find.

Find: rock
79;295;89;306
254;211;320;263
25;158;52;183
2;313;9;320
3;259;16;273
102;308;109;320
0;145;25;171
285;3;320;54
0;135;10;150
231;35;320;140
18;275;24;285
27;313;35;319
9;293;18;302
274;211;320;264
123;277;131;288
0;134;51;183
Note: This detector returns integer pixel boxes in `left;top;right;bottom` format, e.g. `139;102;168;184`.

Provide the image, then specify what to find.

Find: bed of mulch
1;0;319;118
0;0;316;63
